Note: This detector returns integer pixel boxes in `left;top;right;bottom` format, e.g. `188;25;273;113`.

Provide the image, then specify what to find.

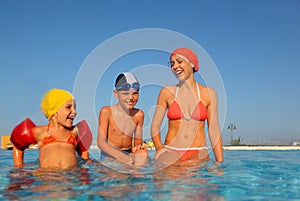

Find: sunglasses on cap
115;82;140;91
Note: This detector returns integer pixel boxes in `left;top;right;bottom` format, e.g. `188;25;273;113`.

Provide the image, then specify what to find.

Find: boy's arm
97;107;133;165
13;145;24;167
133;110;144;147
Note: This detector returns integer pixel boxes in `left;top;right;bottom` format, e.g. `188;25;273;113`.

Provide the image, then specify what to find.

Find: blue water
0;149;299;201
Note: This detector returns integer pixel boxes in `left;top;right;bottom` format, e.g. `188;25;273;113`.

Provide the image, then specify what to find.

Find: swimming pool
0;149;299;200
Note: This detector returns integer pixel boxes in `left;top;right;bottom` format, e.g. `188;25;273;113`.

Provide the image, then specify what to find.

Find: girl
11;88;92;169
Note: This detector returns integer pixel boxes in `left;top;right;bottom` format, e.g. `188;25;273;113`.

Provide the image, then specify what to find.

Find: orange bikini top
167;85;208;121
39;125;77;149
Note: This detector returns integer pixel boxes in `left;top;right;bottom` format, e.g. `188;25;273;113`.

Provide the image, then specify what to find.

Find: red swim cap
170;48;199;72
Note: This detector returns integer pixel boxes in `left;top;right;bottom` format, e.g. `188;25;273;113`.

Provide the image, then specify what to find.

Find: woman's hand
154;147;170;160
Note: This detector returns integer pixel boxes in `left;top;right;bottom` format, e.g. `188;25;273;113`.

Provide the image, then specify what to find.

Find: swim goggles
115;82;140;91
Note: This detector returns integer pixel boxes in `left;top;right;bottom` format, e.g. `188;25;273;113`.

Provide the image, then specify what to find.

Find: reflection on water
1;150;225;200
1;149;299;200
151;162;225;201
5;165;92;200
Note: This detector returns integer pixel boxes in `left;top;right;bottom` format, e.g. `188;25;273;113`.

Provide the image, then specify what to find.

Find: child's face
56;99;77;127
114;89;139;109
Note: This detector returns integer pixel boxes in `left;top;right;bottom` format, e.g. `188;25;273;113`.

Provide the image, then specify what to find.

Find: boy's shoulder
135;108;144;115
100;105;113;113
99;106;113;120
131;108;144;119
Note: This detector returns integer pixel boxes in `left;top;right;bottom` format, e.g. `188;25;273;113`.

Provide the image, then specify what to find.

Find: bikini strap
175;85;199;101
46;123;72;137
196;84;200;101
175;86;179;100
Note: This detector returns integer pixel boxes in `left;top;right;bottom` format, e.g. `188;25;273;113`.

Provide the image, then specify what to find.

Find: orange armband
76;120;93;152
10;118;37;151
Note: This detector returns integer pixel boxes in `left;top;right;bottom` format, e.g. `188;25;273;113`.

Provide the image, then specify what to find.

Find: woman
151;48;223;164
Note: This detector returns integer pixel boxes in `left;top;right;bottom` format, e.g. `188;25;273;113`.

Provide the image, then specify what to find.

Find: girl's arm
12;146;24;167
11;119;38;167
79;150;90;160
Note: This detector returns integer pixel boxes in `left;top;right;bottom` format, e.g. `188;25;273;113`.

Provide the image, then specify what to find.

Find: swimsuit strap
175;86;179;100
196;84;200;101
40;124;77;150
164;145;208;150
176;84;200;101
46;123;72;138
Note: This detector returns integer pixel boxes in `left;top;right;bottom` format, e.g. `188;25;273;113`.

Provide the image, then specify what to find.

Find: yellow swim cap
40;88;73;119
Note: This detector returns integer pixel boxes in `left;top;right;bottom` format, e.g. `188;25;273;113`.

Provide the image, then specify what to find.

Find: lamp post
227;123;236;145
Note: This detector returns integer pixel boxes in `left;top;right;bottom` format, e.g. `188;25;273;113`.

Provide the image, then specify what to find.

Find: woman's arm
151;87;168;151
207;88;223;162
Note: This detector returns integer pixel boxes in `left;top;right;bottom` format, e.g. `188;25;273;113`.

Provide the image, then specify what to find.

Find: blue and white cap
115;72;140;91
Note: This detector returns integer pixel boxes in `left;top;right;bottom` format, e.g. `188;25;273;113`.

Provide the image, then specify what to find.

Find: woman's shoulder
160;85;177;95
199;84;216;94
199;84;218;102
156;85;177;104
161;85;177;90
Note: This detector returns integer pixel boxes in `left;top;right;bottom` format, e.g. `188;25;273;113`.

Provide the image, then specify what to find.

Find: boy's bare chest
109;115;137;136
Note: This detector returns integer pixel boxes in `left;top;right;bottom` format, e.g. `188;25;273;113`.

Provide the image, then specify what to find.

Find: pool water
0;149;299;200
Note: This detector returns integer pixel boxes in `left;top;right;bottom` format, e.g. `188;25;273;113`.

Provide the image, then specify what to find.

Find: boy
97;72;148;166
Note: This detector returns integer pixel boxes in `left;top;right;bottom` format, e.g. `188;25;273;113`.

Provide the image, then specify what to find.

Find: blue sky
1;0;300;145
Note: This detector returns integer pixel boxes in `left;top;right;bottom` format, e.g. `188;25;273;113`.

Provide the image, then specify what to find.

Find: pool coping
223;146;300;150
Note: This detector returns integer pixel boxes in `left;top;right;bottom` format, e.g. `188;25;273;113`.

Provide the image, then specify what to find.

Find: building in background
1;136;12;149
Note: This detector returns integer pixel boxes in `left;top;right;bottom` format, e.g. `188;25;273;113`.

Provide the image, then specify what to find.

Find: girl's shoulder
71;125;79;137
32;125;47;135
32;125;48;141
